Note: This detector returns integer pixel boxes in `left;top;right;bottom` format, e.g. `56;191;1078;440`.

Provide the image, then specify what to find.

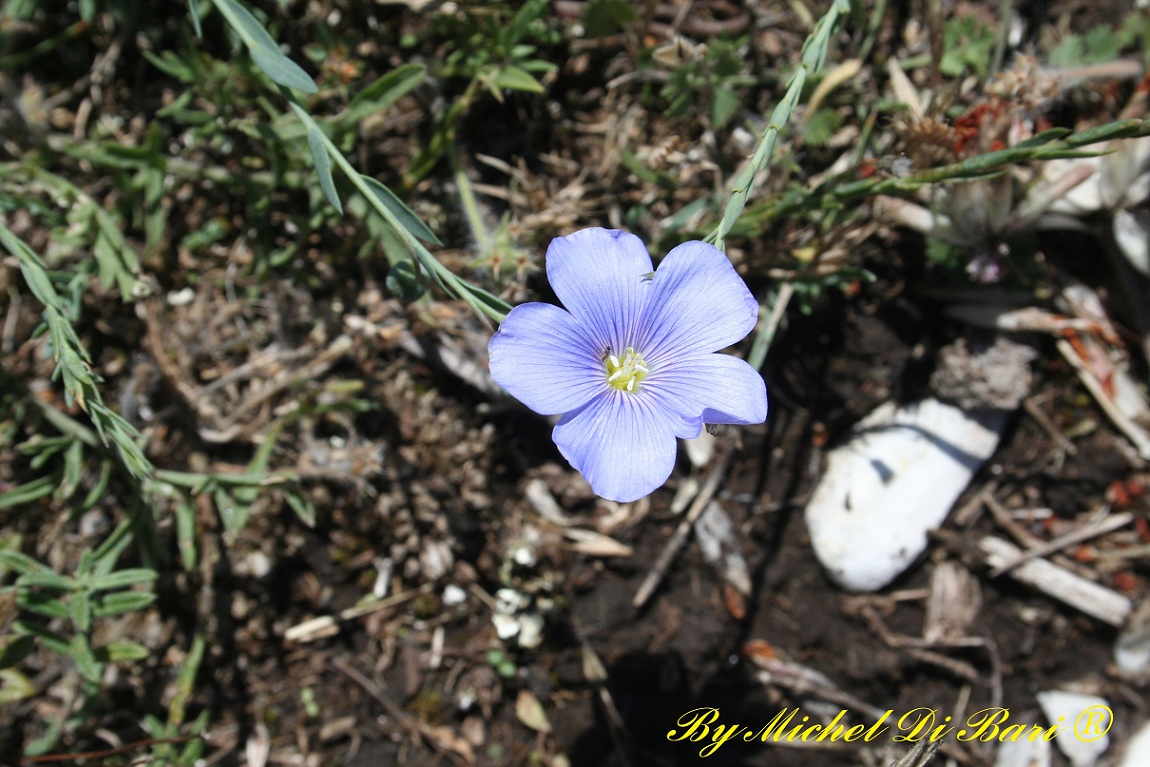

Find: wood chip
988;512;1133;577
923;561;981;644
979;536;1132;626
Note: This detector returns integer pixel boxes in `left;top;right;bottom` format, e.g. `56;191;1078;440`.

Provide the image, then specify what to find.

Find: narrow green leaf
86;568;158;593
80;460;113;513
56;438;85;503
345;64;425;124
18;592;70;620
178;735;206;765
77;549;94;578
0;474;58;509
92;590;157;617
16;572;77;591
143;50;197;82
0;550;56;578
958;149;1013;173
142;714;166;738
250;47;316;93
712;85;740;131
187;0;203;38
0;224;55;307
360;176;443;245
91;517;134;573
70;634;103;684
23;720;63;757
386;260;426;302
70;590;92;633
214;0;316;93
0;635;36;670
170;633;206;728
97;641;151;662
307;125;342;214
1033;149;1109;160
234;421;281;524
175;495;198;571
284;489;316;527
492;65;545;94
1013;128;1071;148
215;487;244;535
457;280;514;319
1065;118;1149;147
14;620;70;656
0;668;35;704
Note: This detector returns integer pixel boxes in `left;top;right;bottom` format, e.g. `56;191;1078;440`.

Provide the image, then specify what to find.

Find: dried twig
331;657;472;767
285;585;433;642
989;511;1133;577
983;492;1045;549
980;536;1133;626
745;653;888;721
632;446;734;609
1056;336;1150;460
1022;396;1078;456
889;738;943;767
577;636;632;767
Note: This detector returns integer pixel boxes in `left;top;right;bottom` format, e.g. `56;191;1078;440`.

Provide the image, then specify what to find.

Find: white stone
1115;597;1150;684
994;737;1050;767
167;287;195;306
442;584;468;607
1036;690;1110;767
1114;209;1150;276
517;613;544;649
1116;719;1150;767
491;613;520;640
684;430;715;468
1115;630;1150;683
804;399;1005;591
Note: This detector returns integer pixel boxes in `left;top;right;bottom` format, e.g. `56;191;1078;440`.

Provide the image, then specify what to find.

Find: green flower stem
708;0;851;252
283;95;510;324
0;223;152;479
705;0;848;370
832;120;1150;202
450;142;492;254
746;283;794;372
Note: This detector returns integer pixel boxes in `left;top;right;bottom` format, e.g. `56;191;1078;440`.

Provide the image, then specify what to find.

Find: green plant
0;521;155;754
0;223;151;479
656;36;753;130
207;0;512;322
940;15;996;78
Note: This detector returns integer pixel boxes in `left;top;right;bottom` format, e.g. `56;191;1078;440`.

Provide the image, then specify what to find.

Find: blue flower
488;228;768;503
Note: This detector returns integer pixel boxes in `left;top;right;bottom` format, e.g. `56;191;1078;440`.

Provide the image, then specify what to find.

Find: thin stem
285;97;510;324
708;0;851;252
990;0;1014;78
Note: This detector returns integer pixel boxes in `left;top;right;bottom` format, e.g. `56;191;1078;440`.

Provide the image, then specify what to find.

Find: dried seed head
895;117;960;168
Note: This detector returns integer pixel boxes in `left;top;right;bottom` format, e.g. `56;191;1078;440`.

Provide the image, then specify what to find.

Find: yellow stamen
604;346;649;393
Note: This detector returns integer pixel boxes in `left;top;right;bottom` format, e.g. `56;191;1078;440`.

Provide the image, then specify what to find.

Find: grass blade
214;0;316;94
307;124;342;214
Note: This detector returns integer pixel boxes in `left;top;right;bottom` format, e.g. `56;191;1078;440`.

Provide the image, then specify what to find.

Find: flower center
605;346;649;393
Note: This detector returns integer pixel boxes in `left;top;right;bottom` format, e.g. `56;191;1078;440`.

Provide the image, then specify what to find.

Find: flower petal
637;240;758;361
553;391;678;503
546;228;654;353
488;302;604;415
646;353;768;429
